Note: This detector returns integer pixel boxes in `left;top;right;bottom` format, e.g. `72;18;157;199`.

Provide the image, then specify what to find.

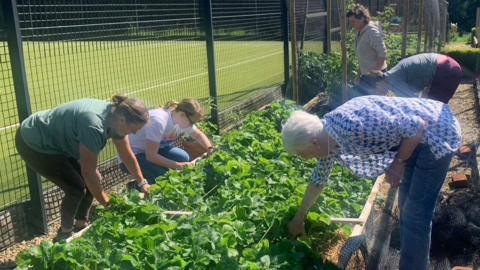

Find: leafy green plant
443;44;480;74
17;102;373;270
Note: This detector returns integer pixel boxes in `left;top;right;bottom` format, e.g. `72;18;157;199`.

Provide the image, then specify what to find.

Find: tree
448;0;480;33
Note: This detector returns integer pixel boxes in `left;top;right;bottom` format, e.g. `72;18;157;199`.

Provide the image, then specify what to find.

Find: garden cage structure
0;1;448;267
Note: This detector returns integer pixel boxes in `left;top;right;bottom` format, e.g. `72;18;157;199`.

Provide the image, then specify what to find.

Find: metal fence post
281;0;290;96
324;0;332;54
416;0;423;53
201;0;220;132
339;0;348;102
290;0;299;103
1;0;48;235
401;0;409;58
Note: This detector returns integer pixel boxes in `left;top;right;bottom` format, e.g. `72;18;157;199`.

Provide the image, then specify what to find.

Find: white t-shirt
128;108;196;154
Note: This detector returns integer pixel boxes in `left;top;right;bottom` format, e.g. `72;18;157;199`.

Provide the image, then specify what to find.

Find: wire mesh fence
212;0;284;112
0;0;287;252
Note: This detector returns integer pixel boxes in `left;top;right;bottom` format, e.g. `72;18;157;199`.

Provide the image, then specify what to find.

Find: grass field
0;40;284;208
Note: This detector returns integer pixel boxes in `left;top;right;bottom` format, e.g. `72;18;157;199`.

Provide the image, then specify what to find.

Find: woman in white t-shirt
120;99;213;184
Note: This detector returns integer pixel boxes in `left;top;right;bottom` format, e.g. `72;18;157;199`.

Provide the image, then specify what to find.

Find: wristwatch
135;179;148;189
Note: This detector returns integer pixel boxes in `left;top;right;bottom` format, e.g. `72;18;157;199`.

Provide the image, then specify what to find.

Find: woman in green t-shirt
16;95;150;241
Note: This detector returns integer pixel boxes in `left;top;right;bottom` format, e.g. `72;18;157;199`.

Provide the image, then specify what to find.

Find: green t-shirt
20;99;112;160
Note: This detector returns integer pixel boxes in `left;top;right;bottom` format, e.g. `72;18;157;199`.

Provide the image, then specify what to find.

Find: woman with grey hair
282;95;461;270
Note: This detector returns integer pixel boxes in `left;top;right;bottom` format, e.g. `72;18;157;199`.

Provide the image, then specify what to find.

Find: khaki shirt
356;22;387;75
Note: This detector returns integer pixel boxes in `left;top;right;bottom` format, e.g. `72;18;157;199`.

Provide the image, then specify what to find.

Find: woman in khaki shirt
347;5;387;76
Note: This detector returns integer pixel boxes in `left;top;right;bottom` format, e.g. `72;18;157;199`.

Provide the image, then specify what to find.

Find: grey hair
281;110;324;154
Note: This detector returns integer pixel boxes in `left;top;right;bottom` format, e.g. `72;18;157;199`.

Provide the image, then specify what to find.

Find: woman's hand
288;215;306;239
385;160;405;187
140;183;150;196
100;191;111;207
206;146;215;155
175;161;195;170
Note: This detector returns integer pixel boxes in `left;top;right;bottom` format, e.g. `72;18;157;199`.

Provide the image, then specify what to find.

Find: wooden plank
330;26;341;33
351;175;384;237
330;217;364;225
306;11;327;19
65;211;194;243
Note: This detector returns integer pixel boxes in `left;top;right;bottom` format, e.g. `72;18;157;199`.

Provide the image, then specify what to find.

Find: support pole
202;0;220;131
324;0;332;53
401;0;409;58
1;0;48;236
416;0;423;53
476;8;480;48
339;0;348;102
281;0;290;96
290;0;299;102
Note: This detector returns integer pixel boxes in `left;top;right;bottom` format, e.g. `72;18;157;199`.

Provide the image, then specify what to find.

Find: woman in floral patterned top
282;95;461;270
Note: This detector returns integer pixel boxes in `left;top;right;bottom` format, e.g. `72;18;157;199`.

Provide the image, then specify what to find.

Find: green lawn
0;41;284;208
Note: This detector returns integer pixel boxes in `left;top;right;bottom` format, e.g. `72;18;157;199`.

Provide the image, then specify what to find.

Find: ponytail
111;94;149;125
111;95;128;106
163;100;179;110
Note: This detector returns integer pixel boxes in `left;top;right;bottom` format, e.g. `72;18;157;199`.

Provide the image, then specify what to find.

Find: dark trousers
15;129;93;229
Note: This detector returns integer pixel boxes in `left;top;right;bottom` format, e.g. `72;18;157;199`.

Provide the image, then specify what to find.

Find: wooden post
424;13;428;52
476;7;480;47
323;0;332;53
339;0;348;102
290;0;299;102
401;0;409;58
416;0;423;53
300;0;309;52
437;0;447;51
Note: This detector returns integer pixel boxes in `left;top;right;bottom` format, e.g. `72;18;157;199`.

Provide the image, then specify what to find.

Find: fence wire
211;0;284;114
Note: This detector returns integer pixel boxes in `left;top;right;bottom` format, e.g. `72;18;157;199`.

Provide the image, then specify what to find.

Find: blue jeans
399;144;453;270
120;145;190;184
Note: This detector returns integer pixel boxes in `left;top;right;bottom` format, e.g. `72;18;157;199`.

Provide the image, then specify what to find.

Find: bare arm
114;137;150;193
191;129;214;153
79;144;109;206
288;183;324;238
113;136;145;184
385;119;426;187
295;183;324;220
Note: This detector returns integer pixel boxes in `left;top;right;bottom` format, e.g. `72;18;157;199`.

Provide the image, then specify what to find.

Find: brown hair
164;99;204;124
346;4;371;24
111;94;149;125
